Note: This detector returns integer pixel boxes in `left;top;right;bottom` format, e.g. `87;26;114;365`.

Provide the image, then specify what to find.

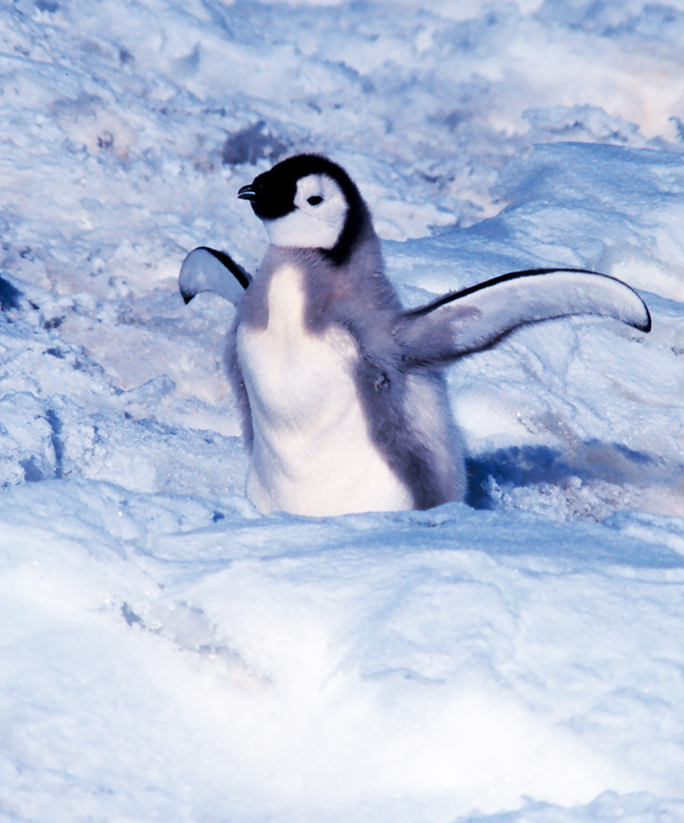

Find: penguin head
238;154;369;264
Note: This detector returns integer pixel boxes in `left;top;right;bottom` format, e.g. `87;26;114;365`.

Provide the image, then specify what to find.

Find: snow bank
2;479;684;822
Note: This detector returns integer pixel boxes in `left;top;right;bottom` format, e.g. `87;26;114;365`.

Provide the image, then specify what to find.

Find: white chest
235;263;412;516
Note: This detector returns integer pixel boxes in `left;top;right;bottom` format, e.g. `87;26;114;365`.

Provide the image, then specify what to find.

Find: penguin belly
236;263;413;516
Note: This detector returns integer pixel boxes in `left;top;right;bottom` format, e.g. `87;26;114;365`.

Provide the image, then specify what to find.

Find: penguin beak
237;184;257;201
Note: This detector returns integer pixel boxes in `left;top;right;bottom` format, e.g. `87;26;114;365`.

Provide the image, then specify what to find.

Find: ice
1;0;684;820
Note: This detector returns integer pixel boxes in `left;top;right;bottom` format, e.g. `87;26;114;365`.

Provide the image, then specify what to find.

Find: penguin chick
180;154;650;517
232;154;462;516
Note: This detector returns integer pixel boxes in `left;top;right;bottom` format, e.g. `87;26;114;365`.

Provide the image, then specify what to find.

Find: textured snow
1;0;684;821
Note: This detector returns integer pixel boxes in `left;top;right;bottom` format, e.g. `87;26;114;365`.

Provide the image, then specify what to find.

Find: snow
1;0;684;820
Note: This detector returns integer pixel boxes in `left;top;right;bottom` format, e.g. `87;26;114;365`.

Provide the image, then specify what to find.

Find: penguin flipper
179;247;252;305
396;268;651;367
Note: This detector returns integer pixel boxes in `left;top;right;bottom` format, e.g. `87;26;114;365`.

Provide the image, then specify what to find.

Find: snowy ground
1;0;684;820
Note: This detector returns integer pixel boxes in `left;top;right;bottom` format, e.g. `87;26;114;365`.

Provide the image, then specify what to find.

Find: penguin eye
307;195;323;206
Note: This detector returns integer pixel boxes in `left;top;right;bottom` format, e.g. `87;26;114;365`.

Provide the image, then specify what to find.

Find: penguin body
180;154;650;517
235;258;416;516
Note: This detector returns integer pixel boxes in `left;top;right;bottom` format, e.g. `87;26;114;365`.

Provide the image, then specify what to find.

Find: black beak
237;184;257;201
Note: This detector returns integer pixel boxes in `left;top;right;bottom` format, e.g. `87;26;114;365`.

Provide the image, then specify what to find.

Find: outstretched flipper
179;246;251;305
395;268;651;367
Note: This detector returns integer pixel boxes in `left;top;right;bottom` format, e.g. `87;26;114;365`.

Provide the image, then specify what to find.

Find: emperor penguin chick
233;154;462;516
181;154;650;517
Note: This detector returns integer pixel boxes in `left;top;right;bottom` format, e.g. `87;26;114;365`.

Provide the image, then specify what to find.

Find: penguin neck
238;224;396;336
238;246;330;333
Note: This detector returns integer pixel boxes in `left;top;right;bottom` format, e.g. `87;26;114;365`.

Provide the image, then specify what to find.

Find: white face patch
263;173;349;250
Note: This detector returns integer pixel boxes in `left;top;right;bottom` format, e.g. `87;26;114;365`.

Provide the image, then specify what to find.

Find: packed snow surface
1;0;684;821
